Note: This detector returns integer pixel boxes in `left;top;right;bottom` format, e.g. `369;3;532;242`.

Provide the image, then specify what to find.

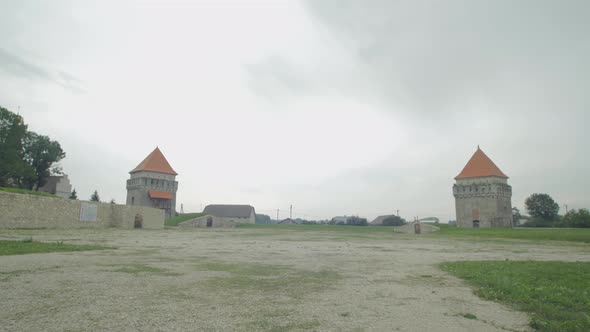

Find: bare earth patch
0;228;588;331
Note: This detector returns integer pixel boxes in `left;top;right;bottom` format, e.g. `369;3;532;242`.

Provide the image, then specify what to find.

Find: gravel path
1;228;588;331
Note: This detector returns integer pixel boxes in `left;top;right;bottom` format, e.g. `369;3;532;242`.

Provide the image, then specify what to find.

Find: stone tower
453;147;512;228
126;147;178;219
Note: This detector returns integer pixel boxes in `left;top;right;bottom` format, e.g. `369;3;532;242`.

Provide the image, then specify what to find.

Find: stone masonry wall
453;176;512;228
0;191;164;229
178;215;239;228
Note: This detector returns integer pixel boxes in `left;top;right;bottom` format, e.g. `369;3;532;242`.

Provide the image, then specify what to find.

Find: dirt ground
1;227;589;332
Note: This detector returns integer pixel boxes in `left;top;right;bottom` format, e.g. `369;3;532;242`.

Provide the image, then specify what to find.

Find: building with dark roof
453;147;512;228
202;204;256;224
126;147;178;218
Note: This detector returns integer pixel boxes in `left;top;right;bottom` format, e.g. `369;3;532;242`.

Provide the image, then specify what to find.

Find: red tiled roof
130;147;178;175
455;147;508;180
148;190;173;200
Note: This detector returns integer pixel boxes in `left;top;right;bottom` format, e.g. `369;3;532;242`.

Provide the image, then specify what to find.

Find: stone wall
453;176;512;228
126;171;178;219
178;215;239;228
0;191;164;229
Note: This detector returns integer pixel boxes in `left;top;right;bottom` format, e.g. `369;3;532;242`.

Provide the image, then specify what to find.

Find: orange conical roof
130;147;178;175
455;147;507;180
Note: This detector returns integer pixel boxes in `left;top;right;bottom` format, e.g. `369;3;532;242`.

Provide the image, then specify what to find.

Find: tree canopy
347;216;368;226
0;106;65;190
525;193;559;221
382;215;406;226
90;190;100;202
560;209;590;228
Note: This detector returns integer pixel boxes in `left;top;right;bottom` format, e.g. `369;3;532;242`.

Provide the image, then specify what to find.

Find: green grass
433;227;590;243
165;212;207;226
238;223;394;233
0;186;60;198
0;239;110;255
441;261;590;332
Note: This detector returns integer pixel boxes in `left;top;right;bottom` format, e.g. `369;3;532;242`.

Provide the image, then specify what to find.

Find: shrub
382;215;406;226
560;209;590;228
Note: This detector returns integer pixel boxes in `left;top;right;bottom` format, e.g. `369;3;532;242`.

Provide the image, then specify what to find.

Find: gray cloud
249;0;590;119
0;48;84;93
246;0;590;218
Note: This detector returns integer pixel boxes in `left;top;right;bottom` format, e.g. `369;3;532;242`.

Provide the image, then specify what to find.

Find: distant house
38;174;72;199
278;218;299;225
370;214;396;226
203;204;256;224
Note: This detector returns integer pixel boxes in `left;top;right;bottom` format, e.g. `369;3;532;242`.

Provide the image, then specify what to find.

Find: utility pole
290;205;293;219
276;209;280;222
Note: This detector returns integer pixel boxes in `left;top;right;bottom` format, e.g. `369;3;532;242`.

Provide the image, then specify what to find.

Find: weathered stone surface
453;177;512;228
178;215;238;228
0;191;164;229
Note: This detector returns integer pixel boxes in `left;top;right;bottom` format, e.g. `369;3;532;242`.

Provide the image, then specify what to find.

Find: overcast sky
1;0;588;221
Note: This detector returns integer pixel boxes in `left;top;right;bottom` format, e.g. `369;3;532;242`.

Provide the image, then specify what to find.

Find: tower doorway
206;216;213;228
134;214;143;229
473;220;480;228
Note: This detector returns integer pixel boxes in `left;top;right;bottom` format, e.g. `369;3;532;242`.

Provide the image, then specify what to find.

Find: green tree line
0;106;65;190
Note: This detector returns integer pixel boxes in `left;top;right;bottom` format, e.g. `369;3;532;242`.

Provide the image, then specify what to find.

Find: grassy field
432;227;590;243
239;223;590;243
164;212;207;226
0;239;110;256
0;186;60;198
239;223;394;233
441;261;590;332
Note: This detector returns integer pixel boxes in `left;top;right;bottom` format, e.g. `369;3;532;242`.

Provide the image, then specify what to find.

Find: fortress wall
0;191;164;229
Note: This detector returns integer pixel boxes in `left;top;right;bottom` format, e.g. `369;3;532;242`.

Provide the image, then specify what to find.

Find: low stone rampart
178;215;238;228
0;191;164;229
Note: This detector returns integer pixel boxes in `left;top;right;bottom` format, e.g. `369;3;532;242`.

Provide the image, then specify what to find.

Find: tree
512;207;522;226
561;209;590;228
347;216;368;226
69;188;78;200
525;193;559;221
0;106;33;187
22;131;65;190
255;214;272;224
382;215;407;226
90;190;100;202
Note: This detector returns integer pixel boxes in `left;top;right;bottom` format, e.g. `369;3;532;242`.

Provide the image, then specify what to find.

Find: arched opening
131;197;135;205
134;214;143;229
473;220;480;228
206;216;213;228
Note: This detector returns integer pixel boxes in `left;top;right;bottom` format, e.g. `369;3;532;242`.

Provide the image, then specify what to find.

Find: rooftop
130;147;178;175
455;146;508;180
